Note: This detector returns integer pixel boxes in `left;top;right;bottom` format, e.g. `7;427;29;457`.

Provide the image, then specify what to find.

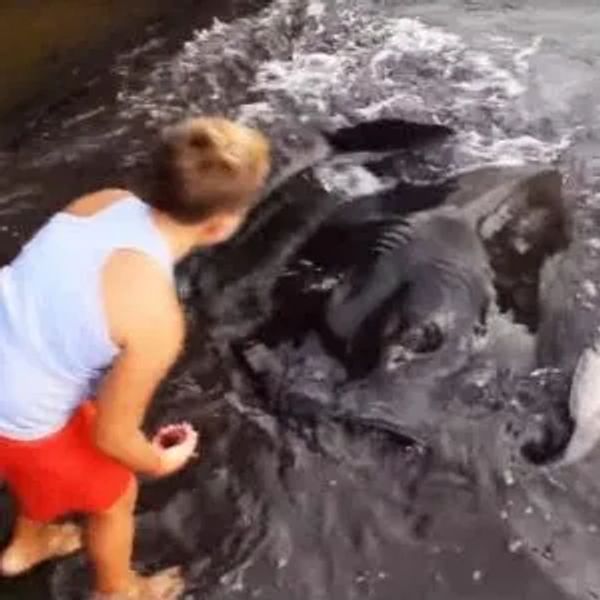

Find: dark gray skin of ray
174;117;595;599
484;216;600;599
237;317;600;600
324;208;494;378
338;166;600;599
319;164;568;375
456;367;600;600
229;163;600;600
236;165;565;429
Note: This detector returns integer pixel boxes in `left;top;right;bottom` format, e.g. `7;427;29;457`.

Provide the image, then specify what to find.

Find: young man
0;116;271;599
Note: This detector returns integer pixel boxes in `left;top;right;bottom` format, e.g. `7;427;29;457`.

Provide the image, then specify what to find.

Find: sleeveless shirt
0;195;174;440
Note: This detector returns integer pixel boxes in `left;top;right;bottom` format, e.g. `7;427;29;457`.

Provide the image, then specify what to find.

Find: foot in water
92;567;185;600
0;521;82;576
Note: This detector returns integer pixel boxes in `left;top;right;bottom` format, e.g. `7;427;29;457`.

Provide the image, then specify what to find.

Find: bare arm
92;250;185;476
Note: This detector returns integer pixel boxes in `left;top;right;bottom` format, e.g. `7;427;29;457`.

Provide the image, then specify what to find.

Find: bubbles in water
113;0;565;198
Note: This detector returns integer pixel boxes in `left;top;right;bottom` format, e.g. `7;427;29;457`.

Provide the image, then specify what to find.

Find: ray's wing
556;343;600;465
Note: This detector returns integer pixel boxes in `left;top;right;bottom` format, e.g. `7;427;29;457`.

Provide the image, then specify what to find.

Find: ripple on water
110;0;571;200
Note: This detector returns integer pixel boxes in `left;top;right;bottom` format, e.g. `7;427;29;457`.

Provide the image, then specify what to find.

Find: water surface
1;1;600;598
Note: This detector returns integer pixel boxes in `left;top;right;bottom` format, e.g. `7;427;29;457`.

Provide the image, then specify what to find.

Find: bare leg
0;515;82;576
87;477;184;599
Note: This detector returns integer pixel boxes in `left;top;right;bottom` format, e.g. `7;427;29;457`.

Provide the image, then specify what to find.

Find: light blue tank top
0;195;174;440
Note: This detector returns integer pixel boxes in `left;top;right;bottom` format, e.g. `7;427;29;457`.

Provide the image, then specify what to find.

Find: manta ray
180;117;600;599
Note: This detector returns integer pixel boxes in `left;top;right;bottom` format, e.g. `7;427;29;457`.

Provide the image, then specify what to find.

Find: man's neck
150;210;205;263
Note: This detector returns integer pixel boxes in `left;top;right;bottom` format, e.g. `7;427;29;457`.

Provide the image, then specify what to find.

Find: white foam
306;0;326;19
583;280;598;298
110;0;563;195
558;343;600;466
513;35;544;75
315;163;391;197
383;17;463;55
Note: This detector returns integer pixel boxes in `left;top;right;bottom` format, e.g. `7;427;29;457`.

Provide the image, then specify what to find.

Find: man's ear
198;212;242;244
200;214;227;238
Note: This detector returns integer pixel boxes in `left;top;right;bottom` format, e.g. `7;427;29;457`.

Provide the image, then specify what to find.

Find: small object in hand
156;423;190;449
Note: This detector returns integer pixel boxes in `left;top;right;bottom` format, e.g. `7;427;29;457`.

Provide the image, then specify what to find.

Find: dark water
1;1;600;599
0;0;172;117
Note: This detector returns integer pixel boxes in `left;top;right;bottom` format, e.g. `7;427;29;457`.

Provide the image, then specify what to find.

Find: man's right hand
151;423;199;478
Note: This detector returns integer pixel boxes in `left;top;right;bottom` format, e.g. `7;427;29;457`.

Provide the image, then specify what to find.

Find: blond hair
144;116;271;222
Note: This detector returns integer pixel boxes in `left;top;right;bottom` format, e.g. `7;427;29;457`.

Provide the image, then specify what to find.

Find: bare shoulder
101;249;185;361
64;188;132;217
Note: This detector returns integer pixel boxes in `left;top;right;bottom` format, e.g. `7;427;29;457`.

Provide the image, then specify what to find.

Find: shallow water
1;1;600;599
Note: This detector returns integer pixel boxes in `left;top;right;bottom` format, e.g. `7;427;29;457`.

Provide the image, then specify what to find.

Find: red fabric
0;401;132;522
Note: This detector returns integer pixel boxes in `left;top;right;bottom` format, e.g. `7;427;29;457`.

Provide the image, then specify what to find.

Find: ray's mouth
505;372;576;466
477;168;569;332
519;401;575;466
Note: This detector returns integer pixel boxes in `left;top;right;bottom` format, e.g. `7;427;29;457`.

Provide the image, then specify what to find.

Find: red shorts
0;401;132;522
